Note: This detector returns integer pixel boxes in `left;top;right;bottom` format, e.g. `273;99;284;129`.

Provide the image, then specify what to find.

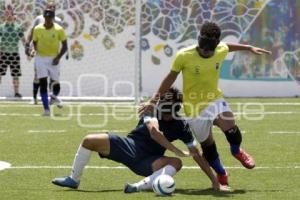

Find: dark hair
158;87;182;113
200;22;221;39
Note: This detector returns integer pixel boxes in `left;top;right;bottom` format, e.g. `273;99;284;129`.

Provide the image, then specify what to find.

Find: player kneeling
52;87;229;192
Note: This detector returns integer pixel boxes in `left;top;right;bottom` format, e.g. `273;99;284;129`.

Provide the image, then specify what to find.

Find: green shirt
0;23;24;53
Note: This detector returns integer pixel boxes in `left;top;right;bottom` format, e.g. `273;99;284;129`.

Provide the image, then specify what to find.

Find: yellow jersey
32;23;66;57
171;42;229;117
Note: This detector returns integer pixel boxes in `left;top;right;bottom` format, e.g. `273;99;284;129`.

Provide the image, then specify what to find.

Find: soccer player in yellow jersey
26;1;64;105
32;9;68;116
140;22;271;186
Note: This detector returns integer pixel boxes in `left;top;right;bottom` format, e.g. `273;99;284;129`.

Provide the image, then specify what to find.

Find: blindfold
43;10;55;18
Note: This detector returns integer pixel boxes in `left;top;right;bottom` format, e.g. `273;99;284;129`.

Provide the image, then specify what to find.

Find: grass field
0;98;300;200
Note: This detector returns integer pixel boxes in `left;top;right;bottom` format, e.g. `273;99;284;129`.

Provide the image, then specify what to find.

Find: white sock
134;165;177;191
70;145;92;182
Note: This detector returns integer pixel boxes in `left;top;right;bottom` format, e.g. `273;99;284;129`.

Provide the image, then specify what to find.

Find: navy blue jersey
127;116;195;155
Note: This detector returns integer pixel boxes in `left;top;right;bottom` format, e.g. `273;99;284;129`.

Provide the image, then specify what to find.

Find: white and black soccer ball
152;174;176;196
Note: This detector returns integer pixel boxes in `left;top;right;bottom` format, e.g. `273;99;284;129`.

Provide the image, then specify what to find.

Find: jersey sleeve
58;28;67;42
171;51;184;72
179;120;197;148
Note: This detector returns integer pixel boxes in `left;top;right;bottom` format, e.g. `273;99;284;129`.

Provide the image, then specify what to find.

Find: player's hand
25;43;31;56
30;49;36;57
138;101;156;117
52;57;60;65
212;183;231;192
250;46;272;55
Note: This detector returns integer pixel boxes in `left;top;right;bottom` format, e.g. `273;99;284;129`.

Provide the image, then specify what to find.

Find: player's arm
188;146;228;191
226;43;271;55
145;117;190;157
25;18;40;56
180;122;229;191
52;39;68;65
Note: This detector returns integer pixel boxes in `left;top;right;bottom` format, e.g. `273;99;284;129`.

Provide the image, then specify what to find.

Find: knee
170;158;182;171
82;135;96;150
224;126;242;145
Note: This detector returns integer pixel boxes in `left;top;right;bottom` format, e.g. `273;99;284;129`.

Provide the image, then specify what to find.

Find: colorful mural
1;0;299;84
223;0;300;83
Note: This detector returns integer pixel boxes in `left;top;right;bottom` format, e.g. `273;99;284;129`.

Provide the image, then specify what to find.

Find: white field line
87;130;128;133
269;131;300;135
0;102;300;107
27;130;67;133
25;130;128;133
0;111;300;117
7;165;300;170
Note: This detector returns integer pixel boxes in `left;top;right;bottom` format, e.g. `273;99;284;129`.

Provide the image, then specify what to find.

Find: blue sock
231;144;240;155
41;92;49;110
209;158;226;175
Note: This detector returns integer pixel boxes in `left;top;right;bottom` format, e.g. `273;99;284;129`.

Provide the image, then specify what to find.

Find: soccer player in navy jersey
52;87;229;192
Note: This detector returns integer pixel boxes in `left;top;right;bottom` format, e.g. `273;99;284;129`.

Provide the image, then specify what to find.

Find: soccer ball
152;174;176;196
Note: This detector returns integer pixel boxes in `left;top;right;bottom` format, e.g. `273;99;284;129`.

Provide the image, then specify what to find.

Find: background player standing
32;8;67;116
0;6;26;98
26;1;63;105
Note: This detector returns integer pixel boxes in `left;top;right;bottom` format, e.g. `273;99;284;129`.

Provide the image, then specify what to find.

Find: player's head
198;22;221;58
46;1;56;11
157;87;182;120
43;8;55;22
4;5;15;22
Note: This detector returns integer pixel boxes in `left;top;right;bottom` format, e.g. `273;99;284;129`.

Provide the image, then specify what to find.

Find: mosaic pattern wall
0;0;299;96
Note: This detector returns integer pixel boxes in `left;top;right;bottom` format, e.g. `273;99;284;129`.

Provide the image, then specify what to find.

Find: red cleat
217;172;229;186
233;148;255;169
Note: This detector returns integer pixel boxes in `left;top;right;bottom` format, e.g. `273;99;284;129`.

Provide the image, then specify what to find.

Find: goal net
0;0;139;100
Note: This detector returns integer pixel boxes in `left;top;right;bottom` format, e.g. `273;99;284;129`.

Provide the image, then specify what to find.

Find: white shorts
187;98;232;143
34;56;60;81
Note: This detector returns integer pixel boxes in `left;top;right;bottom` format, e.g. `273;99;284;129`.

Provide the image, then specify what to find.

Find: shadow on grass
54;187;284;197
61;189;123;193
174;188;246;197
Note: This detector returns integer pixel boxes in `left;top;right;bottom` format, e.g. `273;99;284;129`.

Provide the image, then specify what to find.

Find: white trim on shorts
34;55;60;81
187;98;232;143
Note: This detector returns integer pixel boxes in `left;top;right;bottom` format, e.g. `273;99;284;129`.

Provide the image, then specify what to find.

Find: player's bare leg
201;134;229;185
214;112;255;169
49;80;63;108
52;133;110;189
13;77;22;98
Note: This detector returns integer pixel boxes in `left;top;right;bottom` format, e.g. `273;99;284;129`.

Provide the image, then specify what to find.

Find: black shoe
124;183;139;193
15;93;22;98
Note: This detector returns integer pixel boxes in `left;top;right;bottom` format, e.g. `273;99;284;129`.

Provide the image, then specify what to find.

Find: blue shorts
98;133;162;177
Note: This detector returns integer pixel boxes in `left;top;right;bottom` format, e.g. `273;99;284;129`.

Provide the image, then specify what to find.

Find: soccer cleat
217;172;229;186
52;176;80;189
232;148;255;169
50;96;63;109
14;93;22;98
124;183;139;193
42;110;50;116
